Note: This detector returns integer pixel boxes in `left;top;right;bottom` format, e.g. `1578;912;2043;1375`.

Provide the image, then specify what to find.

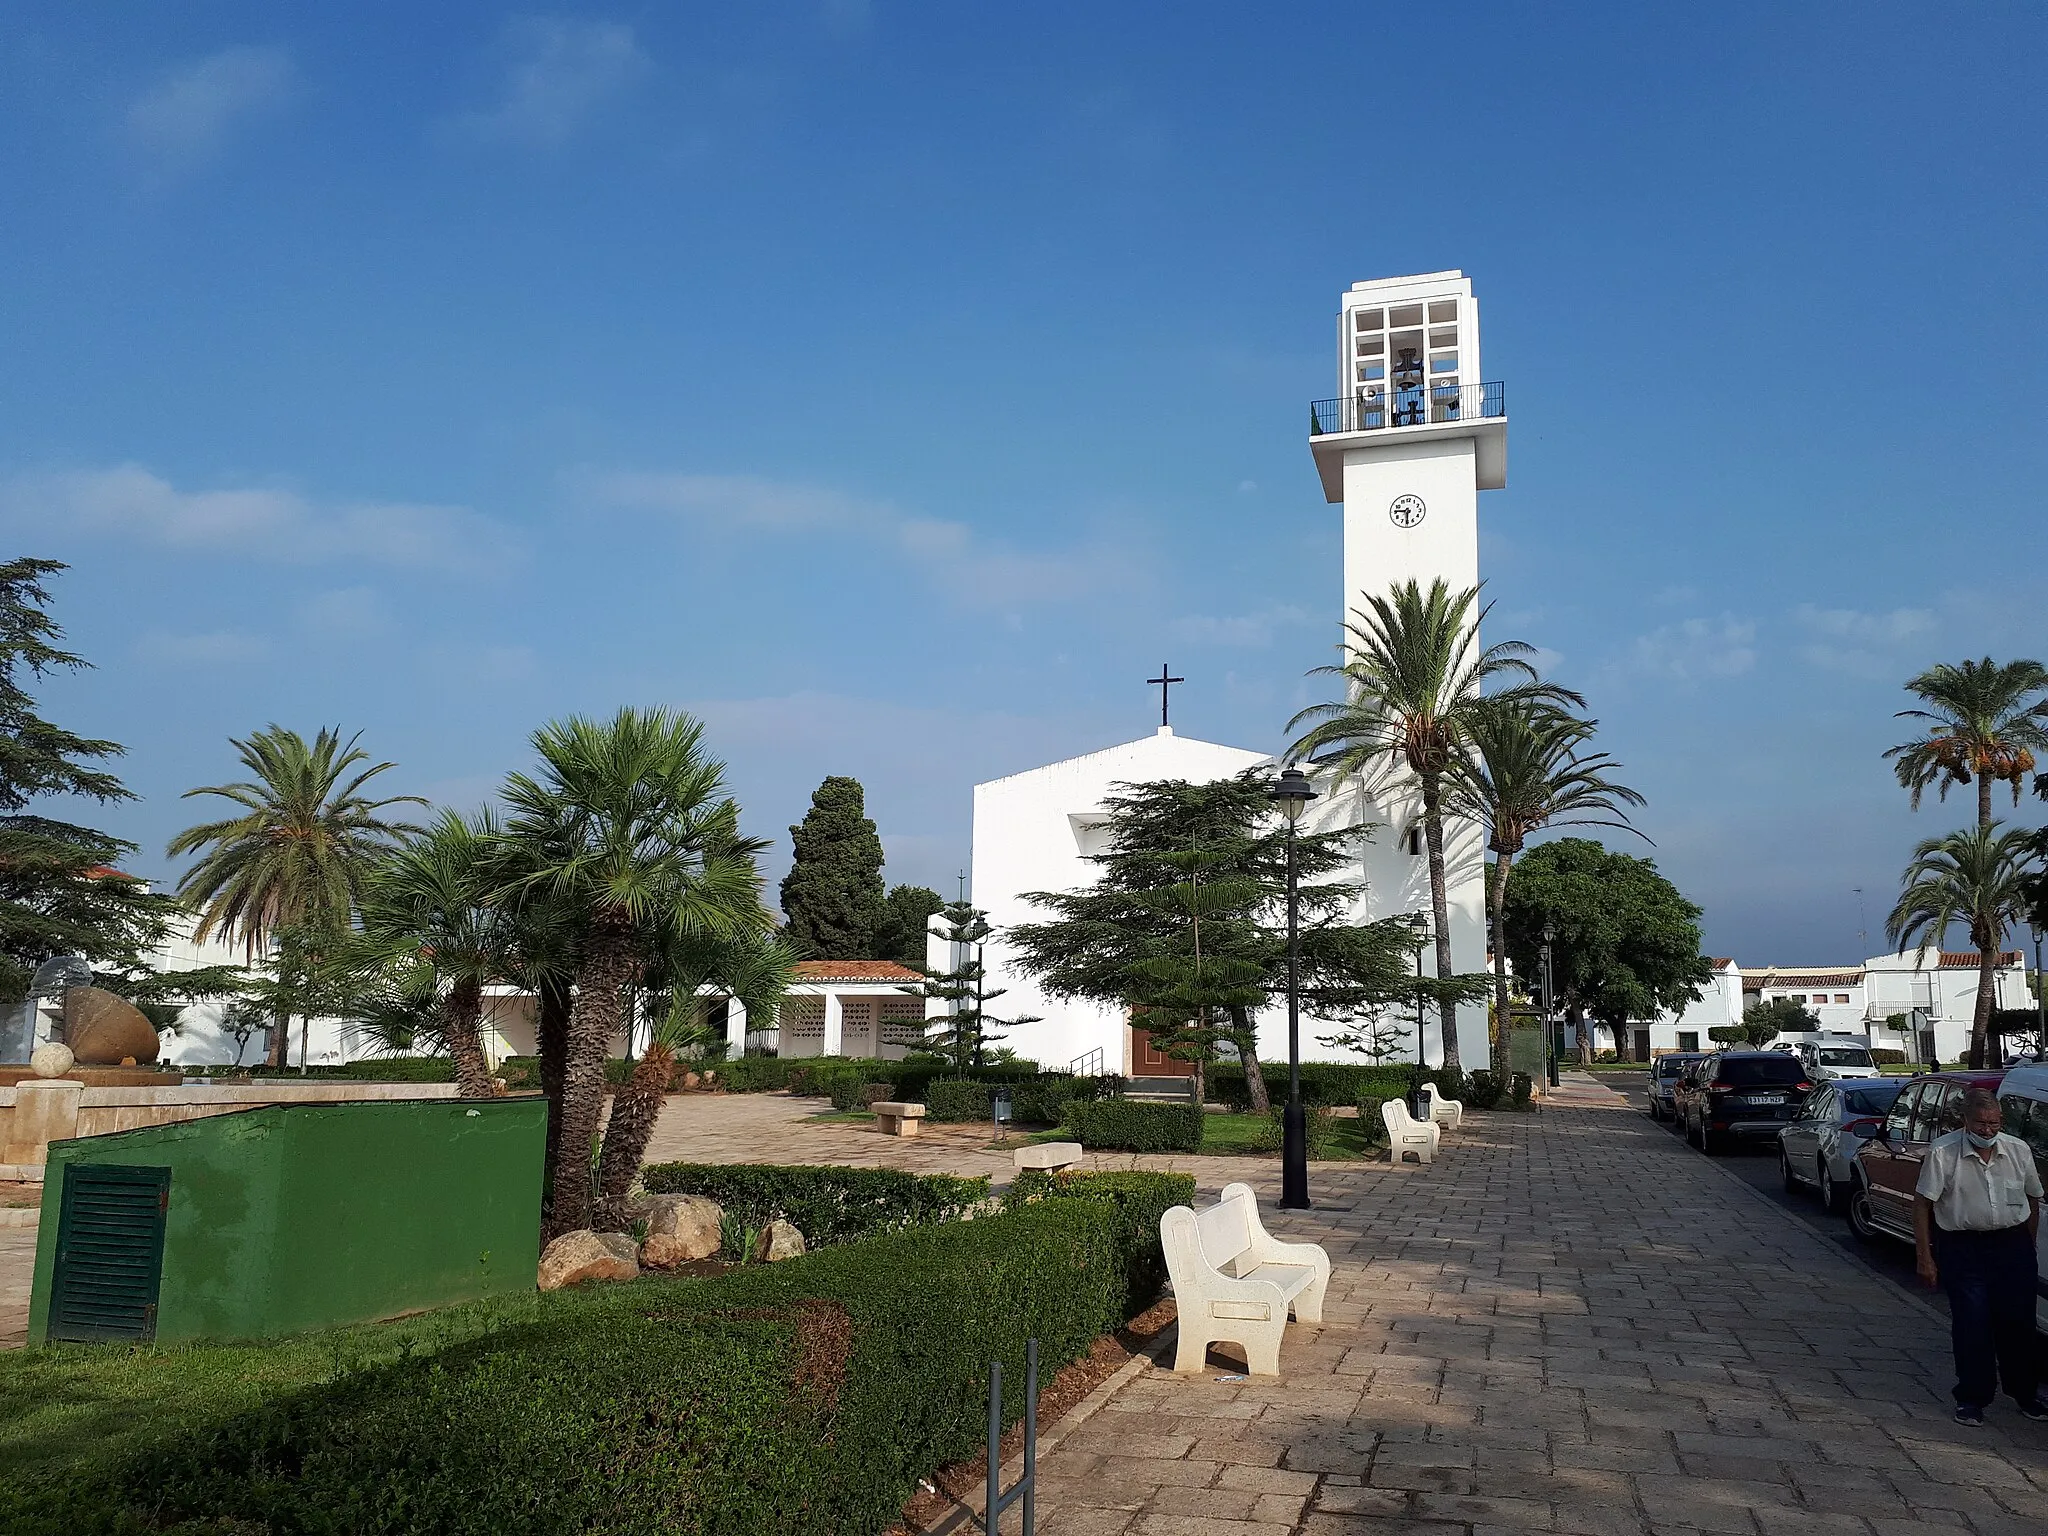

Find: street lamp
2032;922;2046;1060
1403;911;1432;1116
1267;766;1318;1210
1541;921;1559;1088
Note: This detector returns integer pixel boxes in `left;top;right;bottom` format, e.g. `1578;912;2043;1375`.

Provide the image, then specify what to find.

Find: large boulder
62;987;159;1066
637;1194;722;1269
538;1229;640;1291
756;1217;806;1263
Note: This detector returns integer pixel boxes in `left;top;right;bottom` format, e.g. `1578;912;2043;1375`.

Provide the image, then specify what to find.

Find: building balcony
1306;380;1507;500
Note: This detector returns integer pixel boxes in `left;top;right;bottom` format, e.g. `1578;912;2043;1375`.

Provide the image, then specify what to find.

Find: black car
1648;1052;1705;1123
1673;1050;1813;1154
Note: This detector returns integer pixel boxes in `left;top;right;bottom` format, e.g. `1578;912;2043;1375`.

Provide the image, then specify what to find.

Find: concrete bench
1161;1181;1329;1376
1381;1098;1441;1164
872;1101;927;1137
1013;1141;1083;1173
1420;1081;1463;1129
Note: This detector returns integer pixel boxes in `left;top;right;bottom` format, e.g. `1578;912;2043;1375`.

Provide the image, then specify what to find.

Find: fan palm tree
1286;579;1581;1069
1884;659;2048;830
1444;700;1647;1075
499;708;768;1238
1887;822;2035;1069
168;726;424;1067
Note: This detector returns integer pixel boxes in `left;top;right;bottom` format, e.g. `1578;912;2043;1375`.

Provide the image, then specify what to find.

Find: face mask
1967;1131;2001;1150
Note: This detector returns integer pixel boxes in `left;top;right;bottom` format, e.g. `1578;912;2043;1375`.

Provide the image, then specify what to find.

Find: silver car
1778;1076;1903;1212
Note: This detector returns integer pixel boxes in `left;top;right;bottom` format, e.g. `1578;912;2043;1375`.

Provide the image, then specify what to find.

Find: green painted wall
30;1097;545;1344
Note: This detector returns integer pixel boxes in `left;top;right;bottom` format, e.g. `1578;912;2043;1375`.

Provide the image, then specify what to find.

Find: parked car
1647;1053;1705;1123
1996;1065;2048;1334
1777;1076;1903;1212
1793;1037;1879;1081
1847;1068;2007;1245
1676;1050;1814;1154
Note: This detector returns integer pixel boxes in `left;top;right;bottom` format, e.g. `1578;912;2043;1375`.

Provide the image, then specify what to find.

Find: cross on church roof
1147;663;1184;728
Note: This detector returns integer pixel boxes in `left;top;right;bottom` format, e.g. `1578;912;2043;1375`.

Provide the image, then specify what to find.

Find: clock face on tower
1388;494;1427;529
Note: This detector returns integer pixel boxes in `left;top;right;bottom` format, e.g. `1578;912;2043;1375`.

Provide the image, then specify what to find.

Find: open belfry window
1403;825;1424;857
1351;294;1461;428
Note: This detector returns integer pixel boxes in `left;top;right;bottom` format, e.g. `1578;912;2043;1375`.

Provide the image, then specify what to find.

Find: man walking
1914;1087;2047;1426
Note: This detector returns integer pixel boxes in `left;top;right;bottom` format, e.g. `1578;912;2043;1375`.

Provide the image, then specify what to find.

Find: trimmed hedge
926;1078;994;1122
115;1200;1126;1536
639;1162;990;1248
1210;1060;1435;1109
1002;1169;1193;1315
1061;1099;1205;1153
1011;1073;1106;1125
1251;1103;1337;1157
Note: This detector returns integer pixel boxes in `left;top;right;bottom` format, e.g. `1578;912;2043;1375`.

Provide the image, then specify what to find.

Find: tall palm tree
168;725;424;1067
1444;700;1647;1075
499;708;767;1238
1887;822;2035;1069
1884;659;2048;830
357;808;522;1100
1286;579;1581;1070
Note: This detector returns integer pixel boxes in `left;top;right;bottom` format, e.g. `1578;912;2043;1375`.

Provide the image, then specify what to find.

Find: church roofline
974;727;1271;791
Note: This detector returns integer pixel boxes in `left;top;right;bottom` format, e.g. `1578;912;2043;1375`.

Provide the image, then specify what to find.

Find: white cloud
453;18;649;147
2;465;521;577
1793;603;1938;680
1624;615;1758;681
126;46;294;170
134;629;268;667
299;586;392;638
1169;606;1314;648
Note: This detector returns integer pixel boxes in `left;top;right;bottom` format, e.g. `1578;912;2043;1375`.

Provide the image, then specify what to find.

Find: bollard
985;1337;1037;1535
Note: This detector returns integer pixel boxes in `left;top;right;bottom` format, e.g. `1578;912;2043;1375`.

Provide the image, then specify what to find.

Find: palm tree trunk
441;977;496;1100
537;972;571;1231
1488;851;1514;1078
593;1042;674;1230
1971;938;1997;1070
1978;773;1994;836
547;918;638;1239
1229;1005;1271;1112
268;1006;289;1070
1419;771;1461;1071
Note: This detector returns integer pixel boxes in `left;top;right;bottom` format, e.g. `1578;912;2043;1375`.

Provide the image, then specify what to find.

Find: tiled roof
791;960;924;982
1938;951;2023;968
1744;967;1864;989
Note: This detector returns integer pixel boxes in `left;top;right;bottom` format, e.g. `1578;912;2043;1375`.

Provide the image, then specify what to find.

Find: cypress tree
779;775;887;958
873;883;945;969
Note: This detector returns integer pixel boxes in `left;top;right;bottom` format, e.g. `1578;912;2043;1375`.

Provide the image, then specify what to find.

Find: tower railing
1309;380;1504;436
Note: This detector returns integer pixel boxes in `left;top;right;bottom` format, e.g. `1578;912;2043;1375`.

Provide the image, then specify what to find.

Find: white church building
972;272;1504;1078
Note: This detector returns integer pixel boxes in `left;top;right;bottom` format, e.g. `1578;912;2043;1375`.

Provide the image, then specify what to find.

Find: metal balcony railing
1309;380;1504;436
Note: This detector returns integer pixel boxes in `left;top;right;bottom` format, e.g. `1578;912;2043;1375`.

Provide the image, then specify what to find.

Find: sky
3;3;2044;966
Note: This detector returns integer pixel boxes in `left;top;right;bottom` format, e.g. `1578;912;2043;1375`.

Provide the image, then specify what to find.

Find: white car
1795;1039;1879;1080
1778;1076;1905;1213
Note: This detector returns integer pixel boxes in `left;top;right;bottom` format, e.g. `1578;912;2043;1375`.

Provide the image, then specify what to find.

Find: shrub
1208;1061;1432;1110
926;1078;995;1122
1434;1066;1468;1106
1509;1072;1534;1109
639;1163;991;1249
1011;1073;1104;1125
122;1200;1125;1536
712;1056;798;1093
1355;1089;1404;1144
1249;1103;1337;1158
1061;1099;1204;1153
1002;1169;1193;1315
1871;1048;1907;1065
1595;1049;1618;1063
1464;1070;1502;1110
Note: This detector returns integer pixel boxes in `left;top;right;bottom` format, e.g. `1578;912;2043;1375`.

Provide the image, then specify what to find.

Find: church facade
970;271;1504;1076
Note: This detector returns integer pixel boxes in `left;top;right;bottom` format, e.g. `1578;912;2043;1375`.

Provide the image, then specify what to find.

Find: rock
755;1217;806;1263
700;1069;717;1085
637;1194;722;1269
62;987;160;1066
537;1229;640;1290
28;1042;74;1079
680;1070;700;1089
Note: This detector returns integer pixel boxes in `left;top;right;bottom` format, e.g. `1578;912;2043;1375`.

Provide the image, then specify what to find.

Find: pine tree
903;900;1038;1070
0;558;188;1002
779;776;887;958
873;883;944;969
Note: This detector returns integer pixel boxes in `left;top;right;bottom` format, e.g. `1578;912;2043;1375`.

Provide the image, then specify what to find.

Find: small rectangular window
1428;299;1458;323
1389;304;1424;328
1430;354;1459;373
1678;1031;1699;1051
1356;335;1384;357
1428;327;1458;350
1353;308;1383;332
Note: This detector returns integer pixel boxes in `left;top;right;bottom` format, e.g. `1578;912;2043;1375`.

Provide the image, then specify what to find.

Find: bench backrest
1381;1098;1421;1135
1194;1193;1253;1269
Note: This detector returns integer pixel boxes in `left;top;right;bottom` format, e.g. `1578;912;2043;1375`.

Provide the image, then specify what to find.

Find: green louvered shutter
48;1164;170;1343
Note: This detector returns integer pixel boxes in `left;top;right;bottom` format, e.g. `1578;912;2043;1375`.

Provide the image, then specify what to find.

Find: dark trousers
1935;1223;2039;1408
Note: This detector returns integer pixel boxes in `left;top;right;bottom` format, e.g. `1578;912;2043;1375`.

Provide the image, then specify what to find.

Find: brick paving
1026;1075;2048;1536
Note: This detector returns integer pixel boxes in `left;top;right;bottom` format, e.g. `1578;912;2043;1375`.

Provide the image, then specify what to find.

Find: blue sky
5;3;2044;965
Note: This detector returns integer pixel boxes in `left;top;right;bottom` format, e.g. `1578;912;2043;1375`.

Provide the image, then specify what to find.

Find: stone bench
1420;1081;1463;1129
1381;1097;1441;1163
1013;1141;1083;1173
872;1101;926;1137
1161;1182;1329;1376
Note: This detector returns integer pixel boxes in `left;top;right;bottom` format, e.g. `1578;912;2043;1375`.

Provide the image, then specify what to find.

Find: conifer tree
873;883;945;969
779;775;887;957
903;900;1038;1070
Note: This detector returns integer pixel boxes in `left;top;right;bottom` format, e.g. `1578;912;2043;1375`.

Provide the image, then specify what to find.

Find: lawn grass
1197;1109;1380;1160
808;1107;877;1124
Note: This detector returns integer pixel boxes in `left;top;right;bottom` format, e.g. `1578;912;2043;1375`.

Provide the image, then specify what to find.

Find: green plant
1010;1074;1102;1125
780;775;888;959
1060;1099;1204;1153
1870;1048;1907;1065
925;1078;995;1122
1253;1103;1336;1157
1002;1169;1193;1315
640;1163;990;1248
719;1207;762;1263
714;1056;797;1092
1509;1072;1533;1108
1434;1065;1468;1105
1209;1060;1434;1110
1464;1069;1502;1109
1355;1089;1403;1143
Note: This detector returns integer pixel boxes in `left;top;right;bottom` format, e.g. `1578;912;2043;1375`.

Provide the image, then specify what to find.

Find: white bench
1380;1098;1442;1164
1420;1082;1463;1129
872;1101;927;1137
1160;1181;1330;1376
1014;1141;1083;1172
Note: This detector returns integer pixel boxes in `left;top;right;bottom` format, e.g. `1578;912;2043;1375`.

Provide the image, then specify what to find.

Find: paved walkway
1028;1075;2048;1536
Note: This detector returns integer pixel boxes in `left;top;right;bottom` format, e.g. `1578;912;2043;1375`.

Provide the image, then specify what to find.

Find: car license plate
1748;1094;1785;1105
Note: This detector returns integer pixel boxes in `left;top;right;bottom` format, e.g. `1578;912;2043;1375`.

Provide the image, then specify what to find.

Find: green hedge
1250;1103;1338;1157
1061;1099;1205;1153
639;1162;990;1249
113;1200;1125;1536
1210;1060;1433;1110
1002;1169;1193;1315
1011;1073;1105;1125
926;1078;994;1121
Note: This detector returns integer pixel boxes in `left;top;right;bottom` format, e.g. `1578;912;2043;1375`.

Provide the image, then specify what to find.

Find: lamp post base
1279;1098;1311;1209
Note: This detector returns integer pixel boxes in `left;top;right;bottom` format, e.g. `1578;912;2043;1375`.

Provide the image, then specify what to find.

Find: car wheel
1648;1099;1662;1122
1847;1178;1883;1242
1818;1160;1847;1214
1780;1146;1799;1192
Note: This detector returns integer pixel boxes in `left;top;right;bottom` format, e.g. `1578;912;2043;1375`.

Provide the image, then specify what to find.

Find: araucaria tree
904;900;1036;1071
1884;658;2048;830
779;775;887;958
1445;699;1645;1075
500;708;769;1238
1286;578;1581;1070
1887;824;2035;1070
168;725;423;1067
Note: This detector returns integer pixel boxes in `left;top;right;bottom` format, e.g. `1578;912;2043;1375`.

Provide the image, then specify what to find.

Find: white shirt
1916;1130;2044;1232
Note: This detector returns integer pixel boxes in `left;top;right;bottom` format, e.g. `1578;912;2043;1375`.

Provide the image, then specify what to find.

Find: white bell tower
1305;269;1505;1069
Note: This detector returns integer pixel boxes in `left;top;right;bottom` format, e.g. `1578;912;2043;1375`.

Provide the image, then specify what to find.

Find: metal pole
1280;818;1308;1209
986;1358;1002;1536
1023;1338;1038;1535
2034;927;2046;1057
1541;937;1558;1088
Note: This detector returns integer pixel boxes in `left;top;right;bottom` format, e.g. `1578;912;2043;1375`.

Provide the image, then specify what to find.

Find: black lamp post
2032;922;2046;1059
1403;911;1431;1116
1541;921;1559;1088
1268;766;1317;1210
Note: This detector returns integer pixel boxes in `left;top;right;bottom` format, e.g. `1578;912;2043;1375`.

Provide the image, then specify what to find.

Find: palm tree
168;726;424;1067
1286;579;1581;1069
1887;823;2035;1069
1444;700;1647;1075
1884;659;2048;830
499;708;767;1238
357;808;523;1100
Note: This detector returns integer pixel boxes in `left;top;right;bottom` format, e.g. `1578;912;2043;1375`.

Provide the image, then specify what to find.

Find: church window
1428;299;1458;323
1353;308;1383;332
1355;334;1383;356
1389;304;1424;328
1403;826;1423;856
